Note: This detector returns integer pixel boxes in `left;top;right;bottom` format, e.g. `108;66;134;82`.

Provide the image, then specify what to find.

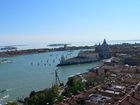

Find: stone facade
96;39;111;59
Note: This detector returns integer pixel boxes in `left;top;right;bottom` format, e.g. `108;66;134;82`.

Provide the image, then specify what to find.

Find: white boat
0;59;12;64
3;95;10;99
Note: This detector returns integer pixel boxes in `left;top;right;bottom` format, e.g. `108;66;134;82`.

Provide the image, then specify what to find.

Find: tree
45;85;59;105
64;77;84;96
24;85;60;105
30;91;36;97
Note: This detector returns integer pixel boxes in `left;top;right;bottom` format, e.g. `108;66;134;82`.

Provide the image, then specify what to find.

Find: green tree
24;85;60;105
65;77;84;96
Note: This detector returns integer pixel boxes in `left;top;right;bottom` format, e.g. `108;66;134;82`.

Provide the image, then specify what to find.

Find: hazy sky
0;0;140;45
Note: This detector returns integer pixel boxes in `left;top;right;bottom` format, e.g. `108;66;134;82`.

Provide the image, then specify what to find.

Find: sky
0;0;140;45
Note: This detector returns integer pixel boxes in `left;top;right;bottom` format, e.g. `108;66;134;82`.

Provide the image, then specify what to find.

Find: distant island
0;45;95;57
48;44;70;47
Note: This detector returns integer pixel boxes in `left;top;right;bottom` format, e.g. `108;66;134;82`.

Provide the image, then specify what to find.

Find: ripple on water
0;49;103;103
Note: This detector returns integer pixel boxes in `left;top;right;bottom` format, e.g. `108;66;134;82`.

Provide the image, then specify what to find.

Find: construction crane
55;69;64;86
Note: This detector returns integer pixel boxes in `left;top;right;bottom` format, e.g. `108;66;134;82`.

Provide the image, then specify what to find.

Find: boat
3;95;10;99
0;89;7;93
0;59;12;64
0;88;12;93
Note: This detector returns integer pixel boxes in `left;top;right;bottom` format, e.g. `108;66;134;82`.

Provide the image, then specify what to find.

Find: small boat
0;88;12;93
0;59;12;64
0;89;7;93
3;95;10;99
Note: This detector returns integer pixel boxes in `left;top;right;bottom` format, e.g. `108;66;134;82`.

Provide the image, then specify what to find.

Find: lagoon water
0;49;102;104
0;40;140;104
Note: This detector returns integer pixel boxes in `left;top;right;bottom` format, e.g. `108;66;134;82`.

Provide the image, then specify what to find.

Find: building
96;39;111;59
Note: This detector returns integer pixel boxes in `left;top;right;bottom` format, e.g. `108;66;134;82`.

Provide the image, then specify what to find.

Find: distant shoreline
0;45;95;57
47;43;71;47
1;42;140;57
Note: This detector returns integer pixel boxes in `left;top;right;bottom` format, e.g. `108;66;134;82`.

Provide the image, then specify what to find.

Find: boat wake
0;88;13;94
6;88;13;92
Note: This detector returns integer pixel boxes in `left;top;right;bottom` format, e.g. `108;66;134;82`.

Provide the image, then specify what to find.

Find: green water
0;50;102;104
